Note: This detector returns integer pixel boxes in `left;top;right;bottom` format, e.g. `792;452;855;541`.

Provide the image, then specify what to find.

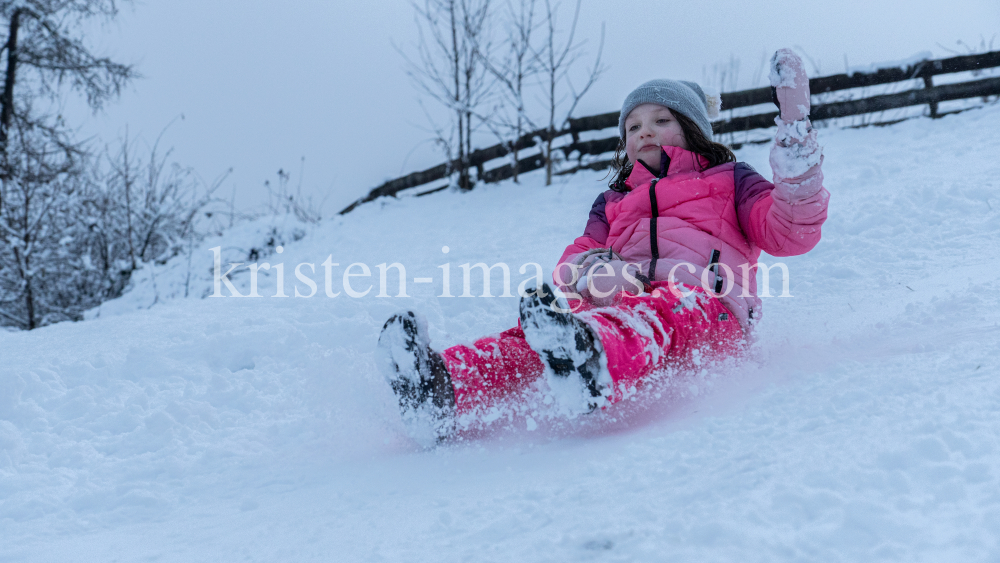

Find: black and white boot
519;284;606;414
376;310;456;445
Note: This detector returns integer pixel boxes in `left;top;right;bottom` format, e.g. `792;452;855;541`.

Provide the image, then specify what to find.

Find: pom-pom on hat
618;79;721;140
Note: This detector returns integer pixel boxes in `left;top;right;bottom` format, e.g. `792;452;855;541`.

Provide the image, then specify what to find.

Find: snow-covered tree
0;116;86;328
0;0;136;329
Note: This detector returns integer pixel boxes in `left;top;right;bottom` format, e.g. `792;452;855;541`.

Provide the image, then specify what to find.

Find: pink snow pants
440;286;746;416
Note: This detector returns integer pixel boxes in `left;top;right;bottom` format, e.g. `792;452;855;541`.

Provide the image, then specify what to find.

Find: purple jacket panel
733;162;774;237
582;191;626;245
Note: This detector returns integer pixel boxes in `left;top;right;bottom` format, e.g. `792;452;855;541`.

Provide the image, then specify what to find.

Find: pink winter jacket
556;144;829;328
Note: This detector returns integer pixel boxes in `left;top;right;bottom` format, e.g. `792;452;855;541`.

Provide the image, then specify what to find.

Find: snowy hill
2;104;1000;562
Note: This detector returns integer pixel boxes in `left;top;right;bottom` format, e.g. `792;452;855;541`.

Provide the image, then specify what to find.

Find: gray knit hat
618;79;721;140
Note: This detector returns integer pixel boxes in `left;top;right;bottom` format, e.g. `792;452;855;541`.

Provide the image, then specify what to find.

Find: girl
376;49;829;443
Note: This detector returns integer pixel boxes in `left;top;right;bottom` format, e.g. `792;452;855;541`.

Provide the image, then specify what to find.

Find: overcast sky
66;0;1000;213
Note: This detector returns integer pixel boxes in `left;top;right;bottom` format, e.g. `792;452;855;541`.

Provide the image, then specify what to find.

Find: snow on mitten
769;49;823;198
770;48;810;122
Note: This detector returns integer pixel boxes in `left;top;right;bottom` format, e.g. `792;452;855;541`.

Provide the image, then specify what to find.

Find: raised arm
738;49;829;257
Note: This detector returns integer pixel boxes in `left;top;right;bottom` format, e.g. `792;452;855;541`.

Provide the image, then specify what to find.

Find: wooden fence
340;50;1000;215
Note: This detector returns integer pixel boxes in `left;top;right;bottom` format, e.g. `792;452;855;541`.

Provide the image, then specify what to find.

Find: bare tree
480;0;539;183
401;0;494;190
533;0;604;185
102;129;222;266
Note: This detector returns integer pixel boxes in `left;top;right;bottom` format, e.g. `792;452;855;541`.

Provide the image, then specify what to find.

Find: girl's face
624;104;688;166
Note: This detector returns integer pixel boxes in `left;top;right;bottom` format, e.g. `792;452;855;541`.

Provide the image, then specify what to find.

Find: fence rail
340;50;1000;215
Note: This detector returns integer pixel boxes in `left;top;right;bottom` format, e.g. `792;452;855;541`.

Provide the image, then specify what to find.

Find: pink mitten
577;260;643;307
770;49;810;122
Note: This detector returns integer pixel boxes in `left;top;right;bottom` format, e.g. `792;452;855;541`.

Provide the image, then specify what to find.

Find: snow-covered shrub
0;130;222;330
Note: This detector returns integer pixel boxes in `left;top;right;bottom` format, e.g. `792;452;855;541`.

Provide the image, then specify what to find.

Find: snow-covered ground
3;104;1000;562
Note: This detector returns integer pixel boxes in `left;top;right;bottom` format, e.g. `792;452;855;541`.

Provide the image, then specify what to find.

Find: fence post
923;76;939;118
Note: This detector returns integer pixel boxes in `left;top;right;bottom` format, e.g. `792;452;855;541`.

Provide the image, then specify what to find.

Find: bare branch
531;0;603;185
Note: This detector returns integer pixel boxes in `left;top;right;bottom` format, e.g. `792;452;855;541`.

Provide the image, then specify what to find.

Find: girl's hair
607;109;736;192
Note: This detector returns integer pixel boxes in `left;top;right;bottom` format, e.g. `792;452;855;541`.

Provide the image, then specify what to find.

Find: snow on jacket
555;144;829;328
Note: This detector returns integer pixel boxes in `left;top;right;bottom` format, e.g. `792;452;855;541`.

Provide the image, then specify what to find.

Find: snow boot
376;310;456;445
519;283;605;413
